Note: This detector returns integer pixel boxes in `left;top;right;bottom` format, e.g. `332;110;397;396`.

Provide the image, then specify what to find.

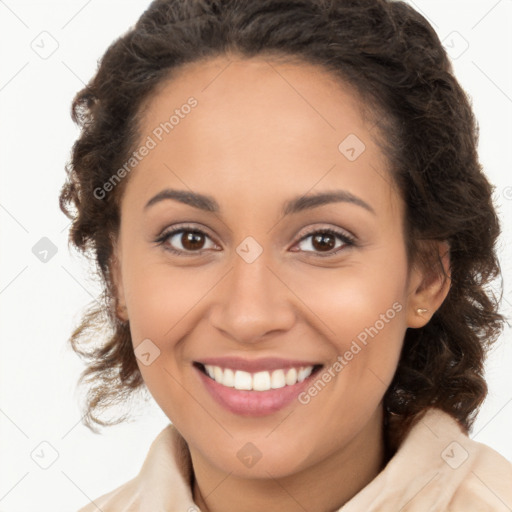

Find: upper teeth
203;365;314;391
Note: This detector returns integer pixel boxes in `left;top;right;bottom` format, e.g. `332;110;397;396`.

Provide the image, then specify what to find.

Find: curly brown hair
60;0;505;452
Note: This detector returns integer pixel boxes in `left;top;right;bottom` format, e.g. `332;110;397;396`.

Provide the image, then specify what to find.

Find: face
112;55;431;479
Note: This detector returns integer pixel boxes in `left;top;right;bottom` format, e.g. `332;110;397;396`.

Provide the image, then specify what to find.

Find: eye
155;225;218;255
155;224;356;257
293;227;355;256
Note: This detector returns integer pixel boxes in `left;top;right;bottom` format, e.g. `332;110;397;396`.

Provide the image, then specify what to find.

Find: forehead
127;55;400;219
138;55;371;148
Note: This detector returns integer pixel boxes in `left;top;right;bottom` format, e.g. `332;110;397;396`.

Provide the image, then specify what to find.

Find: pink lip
196;356;320;373
194;362;321;417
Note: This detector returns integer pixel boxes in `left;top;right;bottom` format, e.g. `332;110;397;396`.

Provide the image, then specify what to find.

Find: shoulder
449;423;512;510
76;424;198;512
77;477;139;512
396;409;512;510
341;408;512;511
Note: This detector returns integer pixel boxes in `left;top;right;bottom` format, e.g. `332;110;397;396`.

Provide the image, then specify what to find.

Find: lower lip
195;366;319;416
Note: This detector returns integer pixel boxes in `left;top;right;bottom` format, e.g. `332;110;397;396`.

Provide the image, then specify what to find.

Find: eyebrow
144;188;375;216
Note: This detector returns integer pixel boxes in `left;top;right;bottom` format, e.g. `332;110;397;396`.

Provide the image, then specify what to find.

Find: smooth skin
111;55;451;512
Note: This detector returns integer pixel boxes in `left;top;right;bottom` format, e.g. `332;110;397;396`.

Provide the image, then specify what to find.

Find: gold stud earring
416;308;428;315
116;304;128;322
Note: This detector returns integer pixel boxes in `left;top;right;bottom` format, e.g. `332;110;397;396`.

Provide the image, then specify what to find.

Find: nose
208;249;296;345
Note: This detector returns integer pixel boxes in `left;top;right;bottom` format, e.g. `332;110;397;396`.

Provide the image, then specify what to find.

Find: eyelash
154;224;356;258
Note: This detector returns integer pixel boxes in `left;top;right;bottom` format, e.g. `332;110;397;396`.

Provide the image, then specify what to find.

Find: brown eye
157;227;218;255
181;231;206;250
294;228;355;256
311;232;336;251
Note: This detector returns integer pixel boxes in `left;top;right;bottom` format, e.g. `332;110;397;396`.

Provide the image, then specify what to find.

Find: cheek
287;266;407;447
291;259;407;347
122;255;215;345
287;247;409;393
120;258;213;416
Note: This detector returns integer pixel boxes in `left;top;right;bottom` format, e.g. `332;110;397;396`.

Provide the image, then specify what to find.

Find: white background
0;1;511;510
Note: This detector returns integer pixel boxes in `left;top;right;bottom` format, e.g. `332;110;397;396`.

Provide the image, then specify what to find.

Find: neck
191;406;386;512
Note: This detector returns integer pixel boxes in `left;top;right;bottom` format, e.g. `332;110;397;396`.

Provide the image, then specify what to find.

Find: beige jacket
78;408;512;511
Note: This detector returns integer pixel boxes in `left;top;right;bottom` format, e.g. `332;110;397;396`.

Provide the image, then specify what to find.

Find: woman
60;0;512;510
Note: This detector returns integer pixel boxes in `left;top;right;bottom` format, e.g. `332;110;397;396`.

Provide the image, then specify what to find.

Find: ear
406;240;451;328
110;238;128;323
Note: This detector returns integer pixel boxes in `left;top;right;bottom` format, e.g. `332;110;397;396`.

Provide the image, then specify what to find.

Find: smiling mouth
194;362;323;392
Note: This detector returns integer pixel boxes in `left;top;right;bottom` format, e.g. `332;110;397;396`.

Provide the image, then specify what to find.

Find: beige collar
79;408;512;511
